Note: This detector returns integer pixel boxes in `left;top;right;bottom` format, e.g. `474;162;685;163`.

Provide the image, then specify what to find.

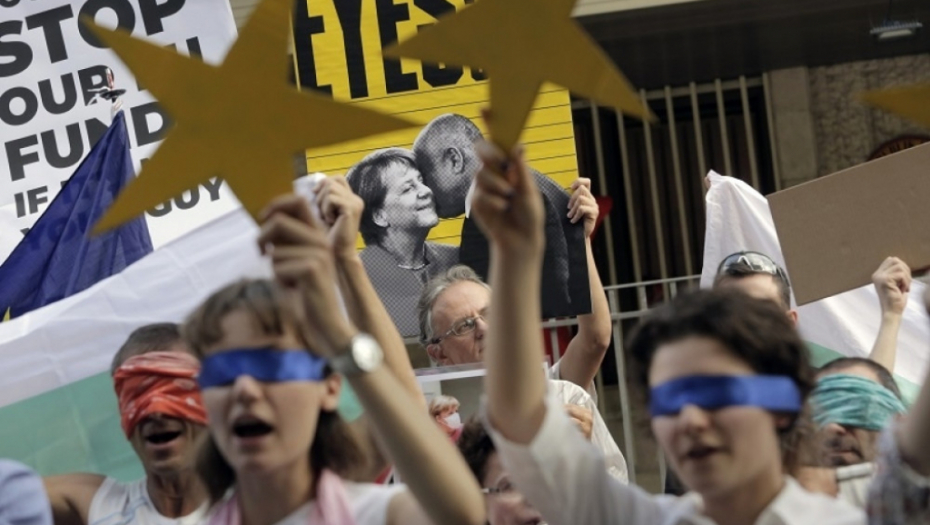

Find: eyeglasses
716;251;789;284
481;479;515;496
430;314;485;345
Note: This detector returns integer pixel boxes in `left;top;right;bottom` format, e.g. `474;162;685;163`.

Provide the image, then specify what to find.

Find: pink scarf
207;470;356;525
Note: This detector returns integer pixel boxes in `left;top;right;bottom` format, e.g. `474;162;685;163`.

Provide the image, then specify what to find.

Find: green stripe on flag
0;343;916;482
807;341;920;405
0;372;143;481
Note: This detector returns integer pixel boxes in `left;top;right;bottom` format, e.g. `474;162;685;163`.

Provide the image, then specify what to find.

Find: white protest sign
0;0;241;249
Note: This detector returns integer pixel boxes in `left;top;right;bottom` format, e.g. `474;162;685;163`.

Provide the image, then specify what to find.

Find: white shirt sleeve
549;359;598;404
344;482;406;525
550;379;628;484
0;460;51;525
482;392;670;525
834;463;874;509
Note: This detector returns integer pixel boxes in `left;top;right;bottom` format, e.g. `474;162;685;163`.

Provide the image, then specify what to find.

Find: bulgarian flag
0;207;271;480
701;171;928;402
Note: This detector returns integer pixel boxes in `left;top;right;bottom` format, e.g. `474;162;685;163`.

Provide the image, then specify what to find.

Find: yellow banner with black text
291;0;588;335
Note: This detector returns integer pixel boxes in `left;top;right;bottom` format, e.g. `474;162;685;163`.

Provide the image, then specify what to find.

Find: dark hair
345;148;418;246
714;260;792;309
183;279;367;503
818;357;902;400
456;418;496;484
110;323;185;374
627;289;815;473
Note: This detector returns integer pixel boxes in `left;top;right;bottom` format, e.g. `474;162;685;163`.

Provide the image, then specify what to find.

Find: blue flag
0;111;153;318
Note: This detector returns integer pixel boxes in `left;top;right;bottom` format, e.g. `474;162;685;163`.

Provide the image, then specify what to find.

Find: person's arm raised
471;125;663;525
868;256;911;371
557;178;611;393
895;285;930;475
258;195;484;525
469;137;548;444
865;285;930;523
313;177;423;407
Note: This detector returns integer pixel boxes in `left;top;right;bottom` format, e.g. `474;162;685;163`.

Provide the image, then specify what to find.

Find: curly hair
627;288;815;474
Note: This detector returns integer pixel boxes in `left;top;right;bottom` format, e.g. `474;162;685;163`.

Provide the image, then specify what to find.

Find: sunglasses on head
716;251;789;283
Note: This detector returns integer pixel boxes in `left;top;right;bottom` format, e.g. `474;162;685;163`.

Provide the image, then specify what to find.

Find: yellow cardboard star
861;84;930;128
384;0;653;150
87;0;415;233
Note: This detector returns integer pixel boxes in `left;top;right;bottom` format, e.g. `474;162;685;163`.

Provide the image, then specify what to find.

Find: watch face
353;336;383;371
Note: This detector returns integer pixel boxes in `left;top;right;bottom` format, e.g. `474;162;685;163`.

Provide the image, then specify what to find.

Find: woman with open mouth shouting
182;193;485;525
467;110;930;525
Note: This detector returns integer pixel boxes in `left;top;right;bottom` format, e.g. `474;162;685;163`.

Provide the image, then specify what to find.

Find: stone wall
809;54;930;177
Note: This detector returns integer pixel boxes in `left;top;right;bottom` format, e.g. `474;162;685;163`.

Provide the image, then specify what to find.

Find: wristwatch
329;333;383;376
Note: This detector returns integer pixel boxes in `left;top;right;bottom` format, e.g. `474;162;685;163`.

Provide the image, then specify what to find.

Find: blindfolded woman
467;117;930;524
185;195;484;525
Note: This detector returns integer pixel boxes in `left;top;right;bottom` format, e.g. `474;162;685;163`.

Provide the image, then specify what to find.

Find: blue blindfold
198;349;328;389
650;375;802;417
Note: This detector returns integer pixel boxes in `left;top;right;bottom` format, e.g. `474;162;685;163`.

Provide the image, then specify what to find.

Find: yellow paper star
862;83;930;128
88;0;415;233
384;0;653;150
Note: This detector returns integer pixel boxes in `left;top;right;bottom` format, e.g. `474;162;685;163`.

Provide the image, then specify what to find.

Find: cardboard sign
702;171;927;397
295;0;591;337
767;143;930;305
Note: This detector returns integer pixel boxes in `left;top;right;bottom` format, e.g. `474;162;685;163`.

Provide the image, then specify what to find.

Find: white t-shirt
88;478;206;525
549;379;628;483
835;463;875;509
268;482;405;525
549;359;598;404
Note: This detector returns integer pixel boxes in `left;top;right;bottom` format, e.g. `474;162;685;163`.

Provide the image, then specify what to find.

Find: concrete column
768;67;819;188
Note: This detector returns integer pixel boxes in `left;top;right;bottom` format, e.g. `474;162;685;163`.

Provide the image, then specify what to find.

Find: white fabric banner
0;175;341;408
0;204;270;408
0;0;241;250
701;171;929;387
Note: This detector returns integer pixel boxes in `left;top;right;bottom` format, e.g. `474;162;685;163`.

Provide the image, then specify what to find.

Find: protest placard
294;0;591;336
767;143;930;305
0;0;240;248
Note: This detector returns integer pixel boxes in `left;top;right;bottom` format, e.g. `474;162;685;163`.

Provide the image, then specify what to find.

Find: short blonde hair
428;395;460;419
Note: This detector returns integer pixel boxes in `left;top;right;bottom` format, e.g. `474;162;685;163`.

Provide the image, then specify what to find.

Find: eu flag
0;111;153;318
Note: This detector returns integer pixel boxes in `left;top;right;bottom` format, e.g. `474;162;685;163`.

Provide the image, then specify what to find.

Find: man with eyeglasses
417;178;610;397
416;184;628;482
418;265;627;482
